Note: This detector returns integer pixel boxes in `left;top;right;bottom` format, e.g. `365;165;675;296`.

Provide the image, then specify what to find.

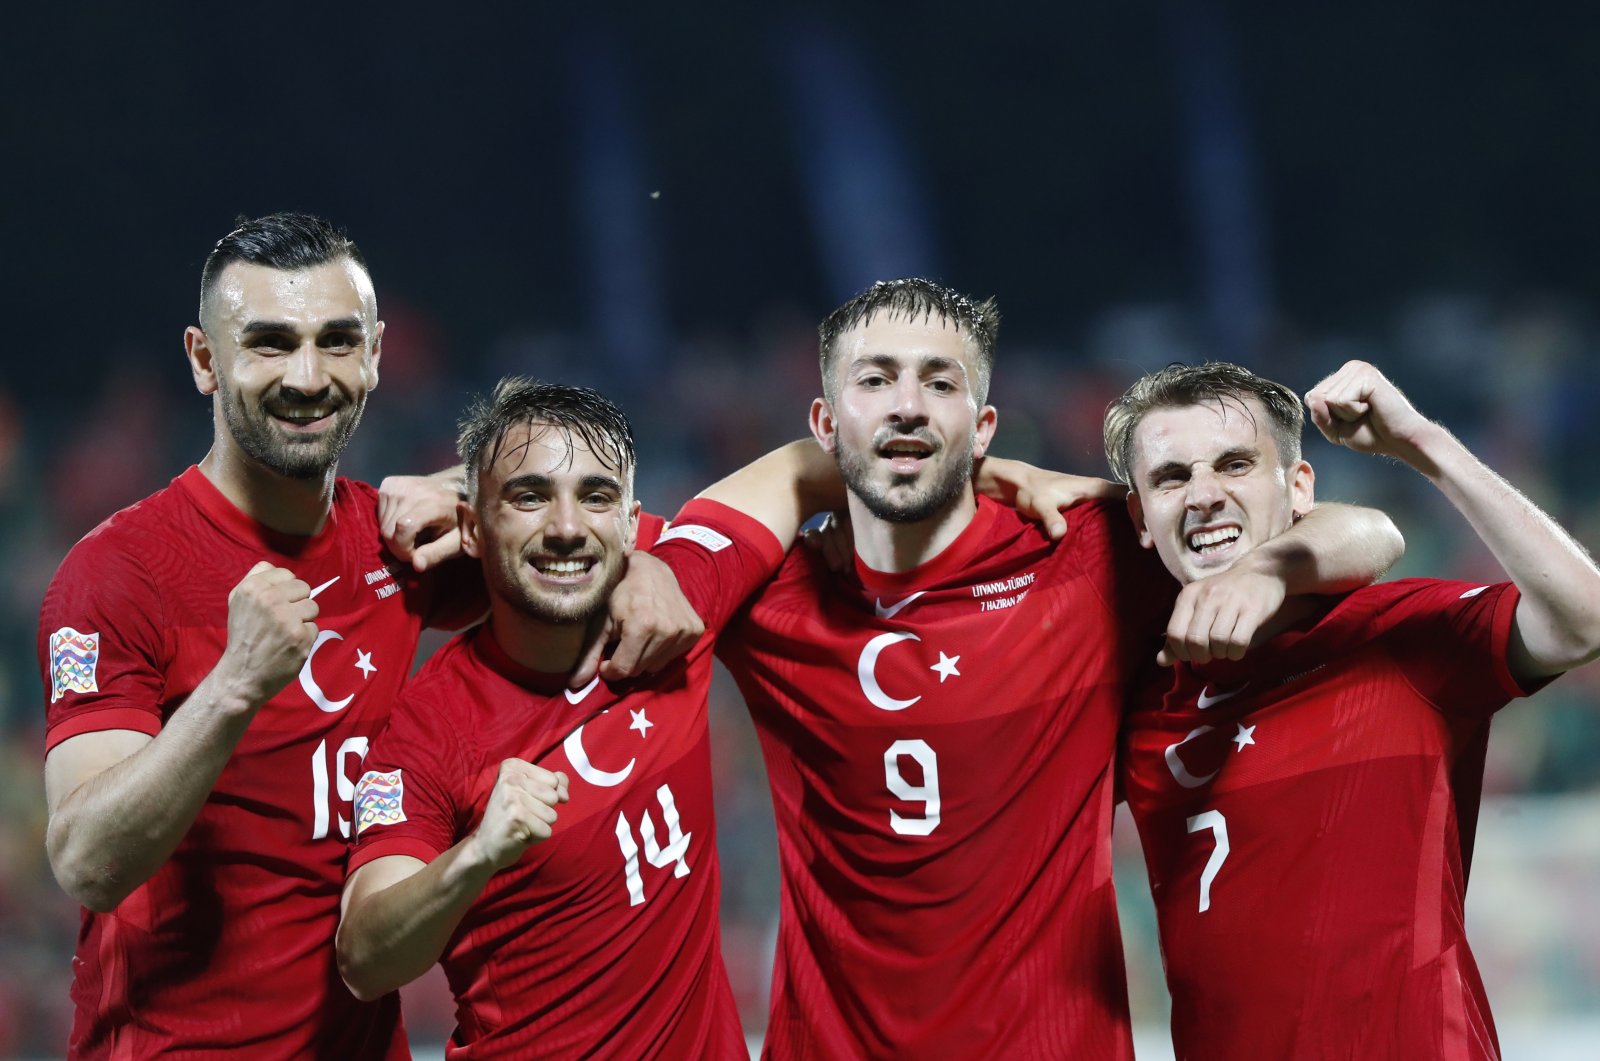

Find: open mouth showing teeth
878;440;934;459
1188;527;1241;554
271;406;337;425
533;558;595;577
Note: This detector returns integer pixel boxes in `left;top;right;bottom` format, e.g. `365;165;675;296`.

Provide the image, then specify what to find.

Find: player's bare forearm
44;673;263;912
1413;421;1600;677
337;847;495;1001
1308;359;1600;677
1235;501;1403;596
46;561;314;911
695;439;844;546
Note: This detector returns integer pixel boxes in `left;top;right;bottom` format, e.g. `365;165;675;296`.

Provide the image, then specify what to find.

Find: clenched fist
217;561;320;707
469;759;570;873
1304;360;1435;466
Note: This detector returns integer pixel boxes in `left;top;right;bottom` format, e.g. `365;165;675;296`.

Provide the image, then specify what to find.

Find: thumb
569;617;616;689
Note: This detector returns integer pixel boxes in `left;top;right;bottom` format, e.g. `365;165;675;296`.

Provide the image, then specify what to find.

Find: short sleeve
650;499;787;634
348;684;469;872
1377;579;1530;716
40;533;168;751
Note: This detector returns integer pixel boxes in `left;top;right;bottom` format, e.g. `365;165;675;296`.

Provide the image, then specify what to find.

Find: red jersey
1122;578;1537;1060
349;506;783;1060
38;466;483;1060
708;495;1174;1059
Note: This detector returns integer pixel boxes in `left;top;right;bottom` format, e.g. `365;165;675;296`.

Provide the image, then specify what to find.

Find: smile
531;557;596;580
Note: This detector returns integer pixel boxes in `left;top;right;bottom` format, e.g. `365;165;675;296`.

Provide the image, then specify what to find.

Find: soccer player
335;379;851;1058
37;215;696;1059
661;279;1403;1057
1108;360;1600;1058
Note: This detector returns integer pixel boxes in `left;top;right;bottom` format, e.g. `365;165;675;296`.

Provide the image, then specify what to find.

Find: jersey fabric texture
38;466;483;1060
1122;578;1537;1060
710;495;1174;1060
349;505;783;1060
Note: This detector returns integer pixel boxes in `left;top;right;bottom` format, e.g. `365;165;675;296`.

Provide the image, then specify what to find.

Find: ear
185;326;219;396
809;397;837;455
624;499;642;551
971;405;998;459
1127;489;1155;550
458;500;481;560
1289;460;1315;519
366;319;384;390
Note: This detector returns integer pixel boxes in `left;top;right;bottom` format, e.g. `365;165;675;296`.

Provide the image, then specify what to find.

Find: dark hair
199;212;369;323
817;278;1000;403
457;377;637;502
1103;361;1305;487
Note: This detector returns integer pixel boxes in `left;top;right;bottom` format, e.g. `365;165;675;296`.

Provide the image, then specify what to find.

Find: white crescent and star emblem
1164;725;1220;788
858;631;923;712
301;630;358;713
295;576;376;713
564;712;636;788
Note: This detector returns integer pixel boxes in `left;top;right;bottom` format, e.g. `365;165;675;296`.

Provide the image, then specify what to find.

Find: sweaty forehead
1133;399;1271;470
208;259;375;331
837;315;978;371
488;421;629;484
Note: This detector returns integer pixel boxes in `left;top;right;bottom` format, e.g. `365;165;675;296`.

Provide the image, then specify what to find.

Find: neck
197;444;337;537
847;487;979;574
487;600;600;676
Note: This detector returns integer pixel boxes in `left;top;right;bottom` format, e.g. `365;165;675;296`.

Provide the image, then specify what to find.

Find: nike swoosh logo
308;576;340;600
1197;683;1248;710
874;592;925;619
565;677;600;704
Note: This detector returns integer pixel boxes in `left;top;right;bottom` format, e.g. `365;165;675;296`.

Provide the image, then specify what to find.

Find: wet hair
199;212;369;324
1103;361;1305;488
817;278;1000;404
456;377;637;503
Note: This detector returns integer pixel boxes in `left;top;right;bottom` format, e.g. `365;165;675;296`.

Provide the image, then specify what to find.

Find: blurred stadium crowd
1;286;1598;1053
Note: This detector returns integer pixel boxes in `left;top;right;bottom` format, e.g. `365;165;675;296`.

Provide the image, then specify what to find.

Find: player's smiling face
464;420;639;627
192;259;382;480
811;315;997;524
1127;395;1314;585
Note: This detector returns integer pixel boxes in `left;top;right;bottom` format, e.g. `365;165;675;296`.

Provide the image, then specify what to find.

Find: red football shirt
706;495;1174;1059
349;507;783;1060
38;466;483;1060
1122;578;1536;1059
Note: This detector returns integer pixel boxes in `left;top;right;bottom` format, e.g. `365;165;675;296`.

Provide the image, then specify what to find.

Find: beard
836;429;975;524
492;550;627;627
216;374;364;480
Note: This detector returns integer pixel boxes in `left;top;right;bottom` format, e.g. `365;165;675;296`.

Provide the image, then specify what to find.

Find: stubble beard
835;437;975;524
217;375;364;480
496;552;626;627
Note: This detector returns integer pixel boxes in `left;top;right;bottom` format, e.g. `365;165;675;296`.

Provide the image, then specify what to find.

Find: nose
542;494;586;548
1184;467;1226;514
280;342;332;397
887;375;928;425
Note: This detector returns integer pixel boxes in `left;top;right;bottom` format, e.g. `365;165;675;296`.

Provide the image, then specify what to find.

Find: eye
319;332;359;353
857;373;889;388
583;492;617;509
249;335;296;353
1223;459;1253;474
928;378;958;394
511;491;546;508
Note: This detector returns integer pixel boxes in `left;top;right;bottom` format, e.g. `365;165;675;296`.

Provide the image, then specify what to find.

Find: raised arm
337;760;567;999
695;438;847;545
1307;359;1600;681
45;563;316;911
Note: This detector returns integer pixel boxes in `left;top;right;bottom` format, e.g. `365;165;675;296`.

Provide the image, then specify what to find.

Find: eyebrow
851;353;968;376
239;318;366;335
500;472;624;494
